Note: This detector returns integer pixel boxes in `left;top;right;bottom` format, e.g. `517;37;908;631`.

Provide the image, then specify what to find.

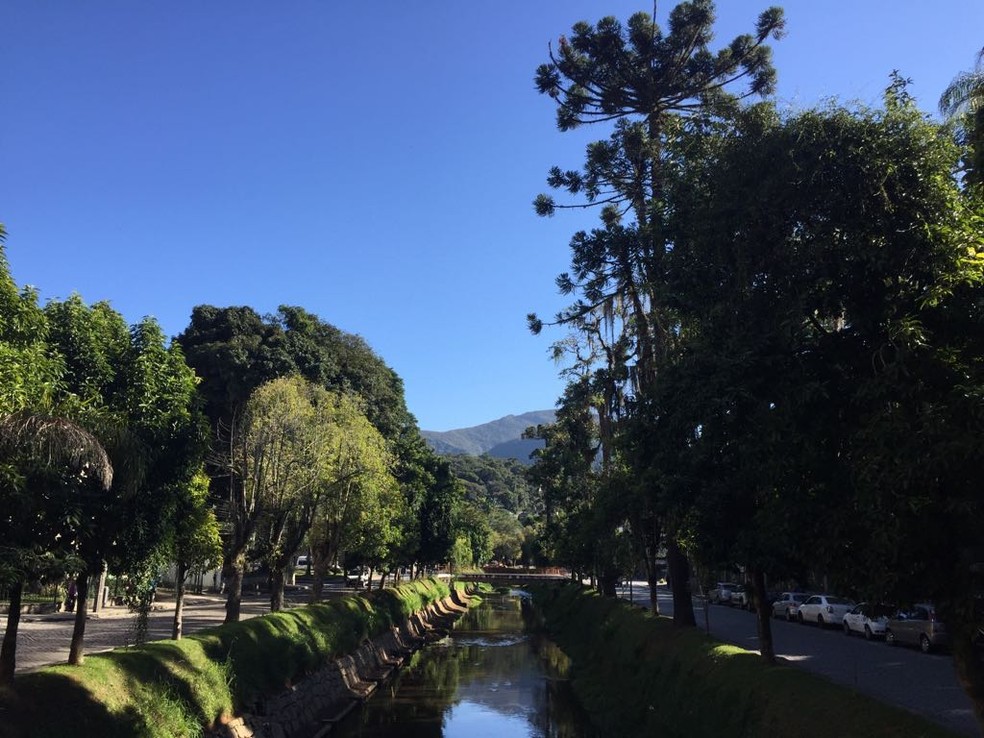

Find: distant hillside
421;410;556;461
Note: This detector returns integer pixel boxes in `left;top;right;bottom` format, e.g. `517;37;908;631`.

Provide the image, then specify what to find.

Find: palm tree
940;47;984;186
0;411;113;683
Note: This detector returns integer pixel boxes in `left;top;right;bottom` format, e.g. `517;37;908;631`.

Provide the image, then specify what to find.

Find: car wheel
864;625;873;641
843;621;851;635
886;629;896;646
817;614;825;628
920;634;932;654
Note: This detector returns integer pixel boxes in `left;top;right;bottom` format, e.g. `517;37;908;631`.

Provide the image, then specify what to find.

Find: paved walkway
6;589;344;673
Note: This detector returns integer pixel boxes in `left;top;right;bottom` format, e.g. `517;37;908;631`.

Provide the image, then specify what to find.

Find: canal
333;590;596;737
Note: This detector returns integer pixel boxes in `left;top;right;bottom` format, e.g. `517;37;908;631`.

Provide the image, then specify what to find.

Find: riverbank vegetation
0;579;460;738
533;584;958;737
0;244;492;677
524;2;984;728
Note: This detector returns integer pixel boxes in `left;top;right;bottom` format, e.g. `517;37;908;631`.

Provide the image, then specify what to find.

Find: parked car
797;594;855;627
885;604;948;653
709;582;740;605
731;584;749;609
771;592;809;621
843;602;892;639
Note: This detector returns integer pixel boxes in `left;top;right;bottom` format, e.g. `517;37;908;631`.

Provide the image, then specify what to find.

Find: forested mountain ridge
443;454;542;519
421;410;555;459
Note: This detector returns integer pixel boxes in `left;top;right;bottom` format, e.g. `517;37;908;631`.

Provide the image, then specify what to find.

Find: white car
842;602;891;639
797;594;855;627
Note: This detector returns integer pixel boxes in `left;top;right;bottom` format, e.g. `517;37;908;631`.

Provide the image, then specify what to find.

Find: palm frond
0;412;113;489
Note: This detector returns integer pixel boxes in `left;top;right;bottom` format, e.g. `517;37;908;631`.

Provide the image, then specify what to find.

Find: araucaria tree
532;8;984;729
530;1;785;625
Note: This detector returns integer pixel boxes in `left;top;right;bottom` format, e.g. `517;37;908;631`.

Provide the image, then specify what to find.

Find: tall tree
169;470;223;639
177;305;425;603
417;460;460;568
0;233;115;681
43;300;202;662
219;376;316;619
530;2;785;626
659;80;984;718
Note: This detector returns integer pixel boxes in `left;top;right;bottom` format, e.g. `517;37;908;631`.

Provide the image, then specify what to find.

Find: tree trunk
751;568;775;664
377;571;387;590
646;568;661;614
223;559;244;624
270;567;286;612
948;617;984;733
91;561;107;614
638;514;662;614
667;539;696;627
0;580;24;684
172;562;188;640
599;568;619;598
311;562;325;604
69;571;90;665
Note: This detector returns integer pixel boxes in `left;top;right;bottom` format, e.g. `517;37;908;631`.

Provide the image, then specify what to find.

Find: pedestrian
66;579;77;612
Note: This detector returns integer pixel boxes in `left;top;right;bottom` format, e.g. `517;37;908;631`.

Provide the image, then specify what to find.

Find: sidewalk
8;592;269;673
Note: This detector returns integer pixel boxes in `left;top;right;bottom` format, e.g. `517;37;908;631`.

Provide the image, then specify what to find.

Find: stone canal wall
214;588;477;738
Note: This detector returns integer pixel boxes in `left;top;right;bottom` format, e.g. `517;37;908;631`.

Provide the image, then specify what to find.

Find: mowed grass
530;584;960;738
0;578;456;738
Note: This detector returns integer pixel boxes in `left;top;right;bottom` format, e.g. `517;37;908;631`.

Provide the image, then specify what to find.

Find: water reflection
333;592;594;737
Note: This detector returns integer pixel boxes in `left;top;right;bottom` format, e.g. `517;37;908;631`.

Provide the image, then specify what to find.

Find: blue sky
2;2;981;431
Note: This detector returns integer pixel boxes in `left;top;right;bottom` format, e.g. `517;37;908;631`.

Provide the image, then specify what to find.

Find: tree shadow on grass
1;670;158;738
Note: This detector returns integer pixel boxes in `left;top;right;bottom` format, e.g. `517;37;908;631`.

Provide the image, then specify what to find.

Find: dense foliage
0;250;470;675
528;2;984;726
443;453;540;518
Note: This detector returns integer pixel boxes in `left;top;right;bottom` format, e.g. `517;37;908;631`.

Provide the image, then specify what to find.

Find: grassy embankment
532;584;960;738
0;578;469;738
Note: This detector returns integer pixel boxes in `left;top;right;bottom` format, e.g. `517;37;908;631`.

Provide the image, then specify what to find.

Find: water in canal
333;590;596;737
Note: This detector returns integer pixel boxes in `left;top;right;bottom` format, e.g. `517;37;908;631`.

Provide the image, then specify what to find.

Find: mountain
421;410;556;462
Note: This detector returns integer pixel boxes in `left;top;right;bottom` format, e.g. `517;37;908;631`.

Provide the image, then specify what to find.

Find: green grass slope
531;584;959;738
0;579;457;738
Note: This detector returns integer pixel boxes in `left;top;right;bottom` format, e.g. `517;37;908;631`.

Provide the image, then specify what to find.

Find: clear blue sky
2;2;981;431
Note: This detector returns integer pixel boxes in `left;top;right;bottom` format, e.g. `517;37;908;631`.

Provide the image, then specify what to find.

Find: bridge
451;570;570;584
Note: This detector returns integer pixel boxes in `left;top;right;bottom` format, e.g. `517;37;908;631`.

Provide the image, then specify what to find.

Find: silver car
843;602;891;639
885;604;948;653
771;592;809;621
709;582;739;605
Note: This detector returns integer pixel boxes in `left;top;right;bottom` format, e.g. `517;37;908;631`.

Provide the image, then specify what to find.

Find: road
617;582;978;737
